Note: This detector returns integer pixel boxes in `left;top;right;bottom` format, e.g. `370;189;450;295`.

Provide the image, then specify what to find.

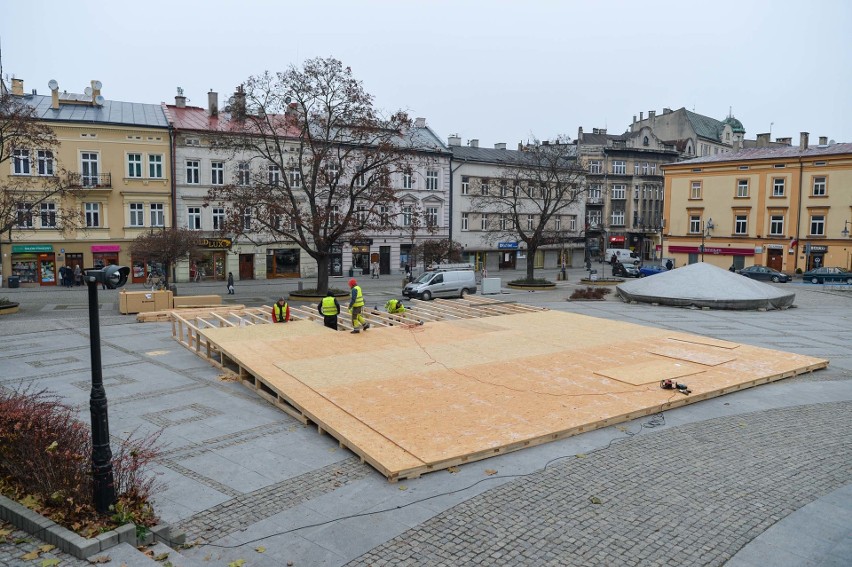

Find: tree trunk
315;254;330;294
526;246;536;281
164;261;171;287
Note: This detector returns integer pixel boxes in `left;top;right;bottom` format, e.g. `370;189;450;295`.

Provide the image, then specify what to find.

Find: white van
402;268;477;300
606;248;640;265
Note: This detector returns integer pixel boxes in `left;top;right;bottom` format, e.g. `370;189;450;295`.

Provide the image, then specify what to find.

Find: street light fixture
700;218;714;262
84;265;130;514
843;220;850;238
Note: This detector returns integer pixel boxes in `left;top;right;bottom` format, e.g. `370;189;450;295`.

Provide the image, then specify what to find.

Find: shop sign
12;244;53;253
91;245;121;252
807;245;828;253
609;236;625;243
199;238;233;249
765;244;784;250
668;245;756;256
349;239;373;246
498;242;519;249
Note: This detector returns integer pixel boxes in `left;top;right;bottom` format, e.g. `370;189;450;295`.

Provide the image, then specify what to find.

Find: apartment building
662;133;852;272
629;107;745;158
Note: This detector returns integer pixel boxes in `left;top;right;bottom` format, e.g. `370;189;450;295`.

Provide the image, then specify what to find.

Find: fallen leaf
46;441;58;451
154;552;170;561
39;545;55;553
0;528;12;537
484;469;497;476
41;560;60;567
21;550;42;560
255;546;266;553
398;485;408;491
89;555;111;563
228;560;246;567
589;496;603;505
576;453;587;459
447;466;460;474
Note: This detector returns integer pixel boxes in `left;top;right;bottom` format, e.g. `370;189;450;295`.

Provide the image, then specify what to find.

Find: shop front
668;245;756;266
92;244;120;270
10;244;56;286
498;242;518;270
804;244;827;271
328;244;343;277
196;237;232;281
351;239;373;276
267;247;300;278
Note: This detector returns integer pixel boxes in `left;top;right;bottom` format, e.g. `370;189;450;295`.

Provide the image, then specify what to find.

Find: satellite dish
48;79;58;91
93;80;102;90
228;96;236;105
84;86;93;96
284;96;291;104
94;95;105;106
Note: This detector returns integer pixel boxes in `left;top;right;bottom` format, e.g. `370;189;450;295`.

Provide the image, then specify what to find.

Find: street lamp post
700;218;714;262
85;265;130;514
843;220;850;238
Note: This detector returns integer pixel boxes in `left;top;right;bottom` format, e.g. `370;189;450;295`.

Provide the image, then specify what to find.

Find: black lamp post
700;218;714;262
85;265;130;514
843;220;850;238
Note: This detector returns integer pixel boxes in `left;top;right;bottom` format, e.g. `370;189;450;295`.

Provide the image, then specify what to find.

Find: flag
789;237;797;248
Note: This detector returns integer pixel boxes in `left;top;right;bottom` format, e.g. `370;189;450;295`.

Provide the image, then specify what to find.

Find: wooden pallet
169;303;828;482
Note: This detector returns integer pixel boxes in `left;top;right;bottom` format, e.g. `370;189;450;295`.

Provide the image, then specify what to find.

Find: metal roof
450;144;577;166
684;109;726;142
20;93;169;128
668;143;852;165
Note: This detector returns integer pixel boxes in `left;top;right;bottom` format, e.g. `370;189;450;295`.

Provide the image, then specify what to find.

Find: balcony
68;172;112;189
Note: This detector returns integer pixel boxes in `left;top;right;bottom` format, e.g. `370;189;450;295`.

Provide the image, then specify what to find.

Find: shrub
0;296;11;306
795;268;803;274
509;278;554;285
0;385;163;537
569;287;612;300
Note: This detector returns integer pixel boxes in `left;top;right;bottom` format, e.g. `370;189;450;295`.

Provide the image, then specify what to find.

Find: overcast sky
3;0;850;147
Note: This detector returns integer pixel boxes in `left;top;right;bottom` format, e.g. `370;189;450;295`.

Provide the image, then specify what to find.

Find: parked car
402;268;478;300
638;264;668;277
612;262;640;278
802;266;852;284
736;265;790;283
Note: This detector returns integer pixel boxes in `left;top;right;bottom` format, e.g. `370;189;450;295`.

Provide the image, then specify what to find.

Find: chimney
649;110;656;122
494;142;506;150
819;136;828;145
91;80;101;99
175;94;186;108
414;117;426;128
593;128;599;135
50;80;60;109
233;85;247;119
663;107;672;114
208;90;218;117
518;142;524;151
799;132;809;150
756;133;770;147
775;137;792;146
469;139;479;148
11;78;24;96
578;126;584;142
733;139;742;153
599;128;607;135
639;111;644;121
632;115;636;124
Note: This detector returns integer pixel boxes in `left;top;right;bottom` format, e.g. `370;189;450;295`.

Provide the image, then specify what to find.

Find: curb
0;494;185;559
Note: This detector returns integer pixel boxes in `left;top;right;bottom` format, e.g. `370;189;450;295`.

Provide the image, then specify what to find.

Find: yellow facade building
663;134;852;273
2;78;171;286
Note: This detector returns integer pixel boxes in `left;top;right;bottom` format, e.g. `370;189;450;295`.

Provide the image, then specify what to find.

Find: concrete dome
616;263;795;310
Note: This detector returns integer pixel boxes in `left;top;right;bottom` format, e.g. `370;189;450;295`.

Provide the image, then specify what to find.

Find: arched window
643;136;649;146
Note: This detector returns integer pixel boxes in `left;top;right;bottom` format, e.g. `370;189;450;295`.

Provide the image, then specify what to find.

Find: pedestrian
73;264;82;286
665;259;673;271
404;264;412;283
58;265;67;288
371;261;380;279
611;253;618;265
385;298;406;314
271;297;290;323
317;290;341;330
729;264;736;272
227;272;235;295
348;278;369;334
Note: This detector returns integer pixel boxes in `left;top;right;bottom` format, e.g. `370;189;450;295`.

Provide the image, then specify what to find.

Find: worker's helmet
348;278;357;288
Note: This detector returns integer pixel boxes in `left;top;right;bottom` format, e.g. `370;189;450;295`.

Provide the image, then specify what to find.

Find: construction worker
271;297;290;323
385;298;406;314
348;278;369;334
317;290;341;330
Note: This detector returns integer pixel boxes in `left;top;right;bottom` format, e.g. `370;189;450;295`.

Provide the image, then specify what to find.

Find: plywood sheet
191;309;828;481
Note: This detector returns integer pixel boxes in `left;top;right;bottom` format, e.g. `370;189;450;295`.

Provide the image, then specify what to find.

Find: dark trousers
323;315;338;330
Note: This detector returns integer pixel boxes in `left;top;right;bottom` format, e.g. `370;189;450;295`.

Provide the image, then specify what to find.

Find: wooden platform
169;299;828;482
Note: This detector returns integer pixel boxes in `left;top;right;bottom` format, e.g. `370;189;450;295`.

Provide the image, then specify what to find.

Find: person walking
227;272;235;295
665;258;674;271
73;264;82;287
271;297;290;323
348;278;369;334
317;290;341;330
371;261;380;279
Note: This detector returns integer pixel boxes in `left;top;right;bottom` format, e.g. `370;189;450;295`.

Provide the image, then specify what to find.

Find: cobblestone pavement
352;402;852;566
0;522;91;567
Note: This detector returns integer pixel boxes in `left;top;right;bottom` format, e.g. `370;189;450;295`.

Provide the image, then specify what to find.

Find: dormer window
643;136;649;146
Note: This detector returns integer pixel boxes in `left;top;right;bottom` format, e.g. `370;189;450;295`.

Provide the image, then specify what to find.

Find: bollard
298;280;303;291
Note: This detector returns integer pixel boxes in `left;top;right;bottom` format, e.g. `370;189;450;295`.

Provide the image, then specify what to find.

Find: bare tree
206;57;419;294
470;136;586;281
0;89;79;260
415;238;463;268
129;228;199;287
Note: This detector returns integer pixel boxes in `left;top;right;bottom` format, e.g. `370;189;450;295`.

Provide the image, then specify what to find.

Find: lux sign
199;238;233;249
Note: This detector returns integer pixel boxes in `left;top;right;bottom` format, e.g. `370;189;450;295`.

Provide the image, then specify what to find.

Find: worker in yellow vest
348;278;370;334
271;297;290;323
385;298;406;314
317;290;341;330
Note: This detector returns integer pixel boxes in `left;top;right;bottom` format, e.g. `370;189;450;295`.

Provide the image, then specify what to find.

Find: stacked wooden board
169;298;828;482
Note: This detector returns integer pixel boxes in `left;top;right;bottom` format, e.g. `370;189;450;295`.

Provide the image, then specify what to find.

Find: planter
579;278;623;286
0;302;20;315
288;290;349;302
506;281;556;291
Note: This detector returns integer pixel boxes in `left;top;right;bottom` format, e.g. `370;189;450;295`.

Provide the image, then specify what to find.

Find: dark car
612;262;640;278
737;265;790;283
638;264;668;277
802;266;852;284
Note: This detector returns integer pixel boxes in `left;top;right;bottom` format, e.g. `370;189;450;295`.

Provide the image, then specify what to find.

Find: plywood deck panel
188;309;827;481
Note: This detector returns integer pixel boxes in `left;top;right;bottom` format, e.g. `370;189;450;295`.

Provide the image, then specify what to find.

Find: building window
403;172;413;189
212;207;225;230
612;160;626;174
461;176;470;195
772;178;785;197
526;215;534;230
129;203;144;227
690;181;702;199
611;210;625;226
211;162;224;185
809;215;825;236
150;203;164;227
356;205;368;225
480;178;489;196
634;162;641;175
426;169;438;190
13;149;31;174
499;213;508;231
237;162;250;186
402;205;412;227
39;202;56;228
186;160;200;184
187;207;201;230
461;212;469;231
379;206;390;226
650;163;656;175
81;152;100;187
643;136;649;146
689;215;701;234
587;210;601;227
16;203;33;228
555;216;562;231
588;160;602;174
85;203;100;227
149;154;163;178
812;176;826;196
289;168;302;188
37;150;54;176
481;214;489;231
612;184;626;199
330;205;339;226
128;153;142;178
769;215;784;236
243;207;252;230
737;179;749;198
501;181;509;197
642;162;649;175
589;184;602;201
734;215;748;235
354;171;366;187
426;207;438;227
268;165;280;186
